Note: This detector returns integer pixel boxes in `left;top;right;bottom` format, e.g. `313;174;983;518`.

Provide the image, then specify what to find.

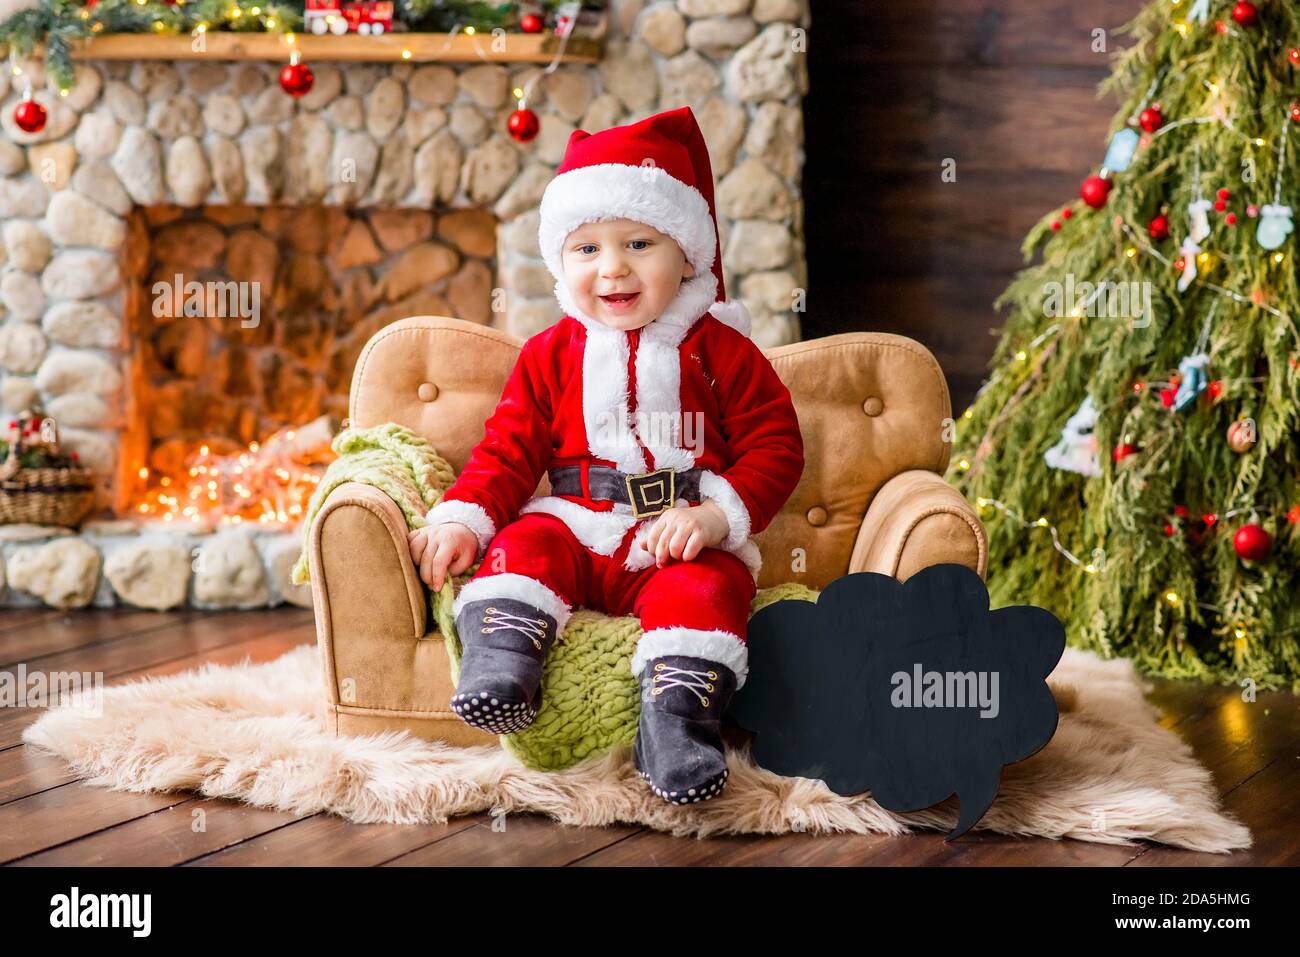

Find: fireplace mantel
66;31;603;65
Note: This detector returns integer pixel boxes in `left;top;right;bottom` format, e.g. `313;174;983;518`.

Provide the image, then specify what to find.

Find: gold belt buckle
624;468;676;519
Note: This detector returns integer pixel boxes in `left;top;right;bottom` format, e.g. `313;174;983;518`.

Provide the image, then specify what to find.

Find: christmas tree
948;0;1300;691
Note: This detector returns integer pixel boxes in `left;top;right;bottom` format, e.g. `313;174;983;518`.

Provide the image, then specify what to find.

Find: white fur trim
726;537;763;583
424;498;496;560
697;470;751;551
575;319;646;473
518;495;640;555
539;163;717;286
631;627;749;689
561;271;719;472
632;325;698;471
453;571;573;636
707;298;752;338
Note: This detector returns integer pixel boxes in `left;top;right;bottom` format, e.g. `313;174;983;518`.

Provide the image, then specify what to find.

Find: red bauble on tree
1113;442;1139;463
1232;1;1259;27
507;107;539;142
1138;106;1164;133
13;95;46;134
279;55;314;98
1227;418;1257;452
1148;213;1170;240
1080;174;1112;209
1233;522;1272;561
519;12;543;33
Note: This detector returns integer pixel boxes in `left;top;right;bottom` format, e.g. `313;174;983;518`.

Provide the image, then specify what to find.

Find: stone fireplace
121;203;496;522
0;0;811;609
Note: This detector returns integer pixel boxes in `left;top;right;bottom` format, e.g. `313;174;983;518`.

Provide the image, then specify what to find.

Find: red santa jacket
424;293;805;581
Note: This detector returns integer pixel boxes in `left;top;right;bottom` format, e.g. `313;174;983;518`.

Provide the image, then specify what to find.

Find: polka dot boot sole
638;767;729;805
451;692;538;734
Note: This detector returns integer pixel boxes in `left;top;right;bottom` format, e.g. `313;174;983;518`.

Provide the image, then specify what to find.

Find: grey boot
633;655;737;805
451;597;559;734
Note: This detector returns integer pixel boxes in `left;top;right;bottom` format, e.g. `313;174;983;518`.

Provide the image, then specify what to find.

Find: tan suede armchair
308;316;987;747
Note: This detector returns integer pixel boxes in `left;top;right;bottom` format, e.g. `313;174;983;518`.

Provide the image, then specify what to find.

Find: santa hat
537;106;752;337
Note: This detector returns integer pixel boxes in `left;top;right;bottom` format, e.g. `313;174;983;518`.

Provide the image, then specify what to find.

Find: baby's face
560;218;695;331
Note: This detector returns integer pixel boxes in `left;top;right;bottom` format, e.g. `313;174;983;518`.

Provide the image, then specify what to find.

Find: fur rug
21;642;1251;852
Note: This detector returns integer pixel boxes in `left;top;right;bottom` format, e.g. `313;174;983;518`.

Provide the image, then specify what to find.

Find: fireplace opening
118;203;497;528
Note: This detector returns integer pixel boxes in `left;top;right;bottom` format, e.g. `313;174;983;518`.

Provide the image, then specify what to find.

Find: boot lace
651;662;718;707
482;607;551;650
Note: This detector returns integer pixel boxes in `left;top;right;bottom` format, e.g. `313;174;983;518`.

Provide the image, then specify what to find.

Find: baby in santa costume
407;105;804;805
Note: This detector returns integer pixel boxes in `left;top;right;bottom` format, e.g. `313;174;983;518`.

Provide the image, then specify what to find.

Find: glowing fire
132;418;334;528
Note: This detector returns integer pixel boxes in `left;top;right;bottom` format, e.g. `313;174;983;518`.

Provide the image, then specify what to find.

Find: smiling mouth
599;292;641;307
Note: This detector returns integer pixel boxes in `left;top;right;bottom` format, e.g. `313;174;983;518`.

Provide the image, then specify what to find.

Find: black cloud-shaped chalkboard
730;564;1065;840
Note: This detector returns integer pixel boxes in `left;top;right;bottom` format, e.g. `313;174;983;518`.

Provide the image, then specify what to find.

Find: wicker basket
0;466;96;527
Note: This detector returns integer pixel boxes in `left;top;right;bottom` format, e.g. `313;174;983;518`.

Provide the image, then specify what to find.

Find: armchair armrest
848;470;987;582
308;482;429;725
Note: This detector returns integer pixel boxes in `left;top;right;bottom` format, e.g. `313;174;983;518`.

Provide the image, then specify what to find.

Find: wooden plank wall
803;0;1144;408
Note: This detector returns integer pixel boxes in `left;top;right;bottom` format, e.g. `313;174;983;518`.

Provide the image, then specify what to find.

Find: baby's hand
641;501;730;566
408;522;478;592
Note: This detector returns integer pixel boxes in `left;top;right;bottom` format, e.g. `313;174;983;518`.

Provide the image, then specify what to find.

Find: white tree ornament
1044;395;1102;479
1256;203;1294;251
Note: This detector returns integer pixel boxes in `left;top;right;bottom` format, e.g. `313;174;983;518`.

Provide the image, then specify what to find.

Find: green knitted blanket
294;422;819;772
290;423;455;586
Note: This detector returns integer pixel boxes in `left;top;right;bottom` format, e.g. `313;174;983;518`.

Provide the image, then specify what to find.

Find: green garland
0;0;597;93
948;1;1300;690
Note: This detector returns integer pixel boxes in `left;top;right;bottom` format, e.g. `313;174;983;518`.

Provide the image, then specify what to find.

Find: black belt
548;465;703;519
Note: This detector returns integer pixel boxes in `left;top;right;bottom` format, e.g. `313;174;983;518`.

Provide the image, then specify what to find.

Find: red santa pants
452;510;757;685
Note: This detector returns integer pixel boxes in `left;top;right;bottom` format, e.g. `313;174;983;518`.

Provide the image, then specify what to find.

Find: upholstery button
862;396;883;416
417;382;439;402
806;506;828;526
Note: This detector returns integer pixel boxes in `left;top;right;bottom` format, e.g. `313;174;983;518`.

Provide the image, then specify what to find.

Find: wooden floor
0;607;1295;866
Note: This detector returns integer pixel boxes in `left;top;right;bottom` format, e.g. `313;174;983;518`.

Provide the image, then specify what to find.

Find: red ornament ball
1214;199;1227;212
13;98;46;134
1159;387;1177;409
1080;174;1112;209
507;107;540;142
1233;523;1272;561
1225;212;1238;225
1061;207;1073;219
1290;48;1300;66
1138;107;1163;133
1291;102;1300;123
1113;442;1139;463
519;12;543;33
1217;188;1231;200
1050;220;1062;232
1148;213;1170;240
279;61;314;97
1232;1;1259;27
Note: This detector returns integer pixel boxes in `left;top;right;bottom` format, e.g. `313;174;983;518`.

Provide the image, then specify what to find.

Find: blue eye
629;240;650;250
578;244;597;254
